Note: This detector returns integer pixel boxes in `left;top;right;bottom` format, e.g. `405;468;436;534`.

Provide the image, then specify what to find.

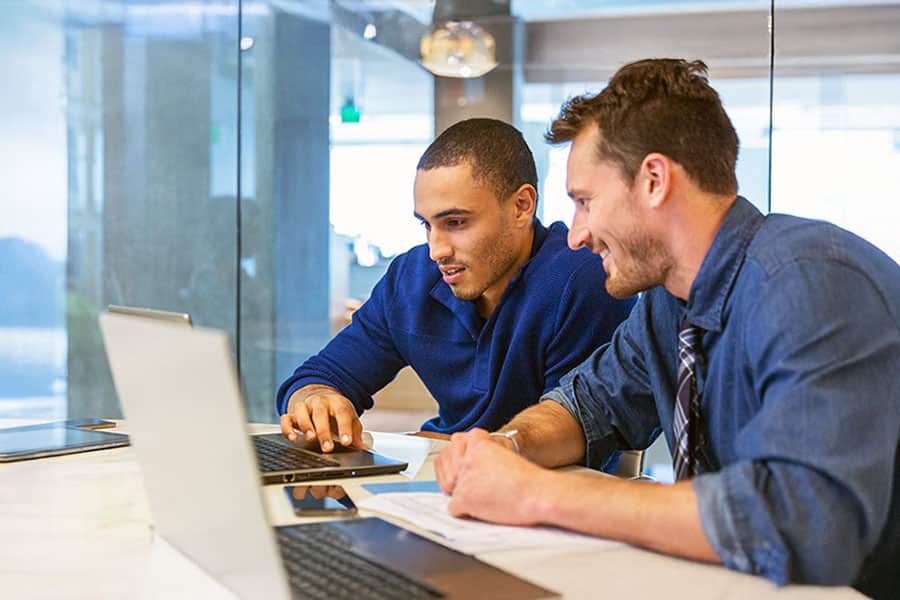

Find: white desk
0;421;864;599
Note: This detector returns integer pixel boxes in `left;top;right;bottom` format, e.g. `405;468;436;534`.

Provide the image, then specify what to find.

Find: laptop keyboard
277;524;444;599
252;436;340;472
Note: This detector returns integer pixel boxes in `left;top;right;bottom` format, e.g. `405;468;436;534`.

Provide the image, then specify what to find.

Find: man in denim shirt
435;59;899;598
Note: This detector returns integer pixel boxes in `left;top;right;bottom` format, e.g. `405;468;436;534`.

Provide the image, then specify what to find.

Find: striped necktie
673;317;704;481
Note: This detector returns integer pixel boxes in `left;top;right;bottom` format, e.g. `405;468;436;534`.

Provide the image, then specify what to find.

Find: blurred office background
2;0;899;476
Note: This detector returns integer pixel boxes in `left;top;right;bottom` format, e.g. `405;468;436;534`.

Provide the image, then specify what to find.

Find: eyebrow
413;208;473;222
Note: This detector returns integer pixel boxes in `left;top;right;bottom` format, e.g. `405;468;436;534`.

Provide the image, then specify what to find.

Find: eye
419;220;431;231
446;219;465;228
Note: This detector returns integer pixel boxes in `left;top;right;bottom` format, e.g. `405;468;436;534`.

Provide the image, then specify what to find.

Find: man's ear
510;183;537;226
640;153;672;209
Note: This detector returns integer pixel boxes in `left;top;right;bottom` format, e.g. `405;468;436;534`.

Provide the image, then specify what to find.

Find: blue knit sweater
276;220;635;433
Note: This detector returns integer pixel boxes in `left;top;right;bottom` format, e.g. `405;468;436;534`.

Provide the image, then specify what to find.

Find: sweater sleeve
274;256;409;415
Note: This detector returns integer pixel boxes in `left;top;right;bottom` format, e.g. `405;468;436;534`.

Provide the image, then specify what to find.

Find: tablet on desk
0;419;129;462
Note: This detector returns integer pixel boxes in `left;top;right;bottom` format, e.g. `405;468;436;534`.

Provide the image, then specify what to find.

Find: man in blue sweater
277;118;635;454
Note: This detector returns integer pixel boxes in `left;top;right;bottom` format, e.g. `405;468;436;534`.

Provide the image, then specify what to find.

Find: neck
475;225;535;319
663;194;736;300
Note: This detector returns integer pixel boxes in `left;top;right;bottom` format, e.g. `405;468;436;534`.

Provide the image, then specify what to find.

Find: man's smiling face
565;123;670;299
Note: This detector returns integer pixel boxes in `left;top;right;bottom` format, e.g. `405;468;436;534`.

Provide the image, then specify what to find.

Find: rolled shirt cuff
692;463;790;586
541;387;622;473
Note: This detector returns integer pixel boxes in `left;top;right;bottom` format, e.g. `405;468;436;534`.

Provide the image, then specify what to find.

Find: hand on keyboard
280;384;365;453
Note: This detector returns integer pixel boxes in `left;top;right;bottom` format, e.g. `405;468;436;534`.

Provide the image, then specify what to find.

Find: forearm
277;294;405;415
498;400;586;468
532;470;719;563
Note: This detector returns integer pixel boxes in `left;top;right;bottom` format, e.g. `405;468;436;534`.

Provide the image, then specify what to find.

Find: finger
451;433;478;480
435;452;451;493
449;431;470;452
447;492;469;518
330;400;358;447
291;485;309;500
350;418;366;450
280;413;297;442
292;403;316;442
438;435;469;493
448;432;470;466
468;428;491;445
434;451;444;483
435;447;458;494
310;400;335;452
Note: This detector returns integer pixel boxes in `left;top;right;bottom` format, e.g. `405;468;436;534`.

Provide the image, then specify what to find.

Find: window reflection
772;74;900;261
1;1;898;437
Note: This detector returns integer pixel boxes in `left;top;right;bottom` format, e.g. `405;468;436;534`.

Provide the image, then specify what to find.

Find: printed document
359;492;623;554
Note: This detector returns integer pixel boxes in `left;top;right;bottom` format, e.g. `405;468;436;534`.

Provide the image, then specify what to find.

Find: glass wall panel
5;0;896;440
0;1;239;424
0;4;69;425
772;2;900;262
238;3;434;423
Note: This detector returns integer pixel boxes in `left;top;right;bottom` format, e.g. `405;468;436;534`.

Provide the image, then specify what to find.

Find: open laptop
108;304;192;325
99;312;555;599
101;307;407;484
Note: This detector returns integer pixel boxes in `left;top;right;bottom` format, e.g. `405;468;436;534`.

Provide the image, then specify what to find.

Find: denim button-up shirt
545;197;900;595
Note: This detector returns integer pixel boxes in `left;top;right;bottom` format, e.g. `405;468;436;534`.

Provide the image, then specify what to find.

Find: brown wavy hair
546;58;739;196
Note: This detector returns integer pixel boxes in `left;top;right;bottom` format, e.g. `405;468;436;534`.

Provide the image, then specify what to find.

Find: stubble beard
604;229;670;299
451;221;519;303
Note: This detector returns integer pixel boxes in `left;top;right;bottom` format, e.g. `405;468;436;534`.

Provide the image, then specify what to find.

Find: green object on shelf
340;99;360;123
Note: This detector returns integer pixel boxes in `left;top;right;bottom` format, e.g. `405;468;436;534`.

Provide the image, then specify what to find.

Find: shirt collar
685;197;764;332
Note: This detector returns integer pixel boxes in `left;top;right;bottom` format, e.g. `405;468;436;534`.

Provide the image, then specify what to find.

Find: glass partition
0;1;240;424
771;2;900;262
0;4;69;425
236;4;434;422
2;2;897;449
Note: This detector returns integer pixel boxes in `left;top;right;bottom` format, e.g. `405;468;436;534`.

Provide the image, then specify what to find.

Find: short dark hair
546;58;739;196
418;118;538;202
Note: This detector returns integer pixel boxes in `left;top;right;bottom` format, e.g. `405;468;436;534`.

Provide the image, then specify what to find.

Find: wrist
523;468;561;524
489;429;521;455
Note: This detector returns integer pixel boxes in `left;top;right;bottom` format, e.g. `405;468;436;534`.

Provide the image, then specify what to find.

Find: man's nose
568;218;590;251
428;231;452;262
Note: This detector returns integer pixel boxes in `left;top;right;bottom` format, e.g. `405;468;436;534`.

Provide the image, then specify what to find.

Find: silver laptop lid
107;304;192;326
99;312;291;600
